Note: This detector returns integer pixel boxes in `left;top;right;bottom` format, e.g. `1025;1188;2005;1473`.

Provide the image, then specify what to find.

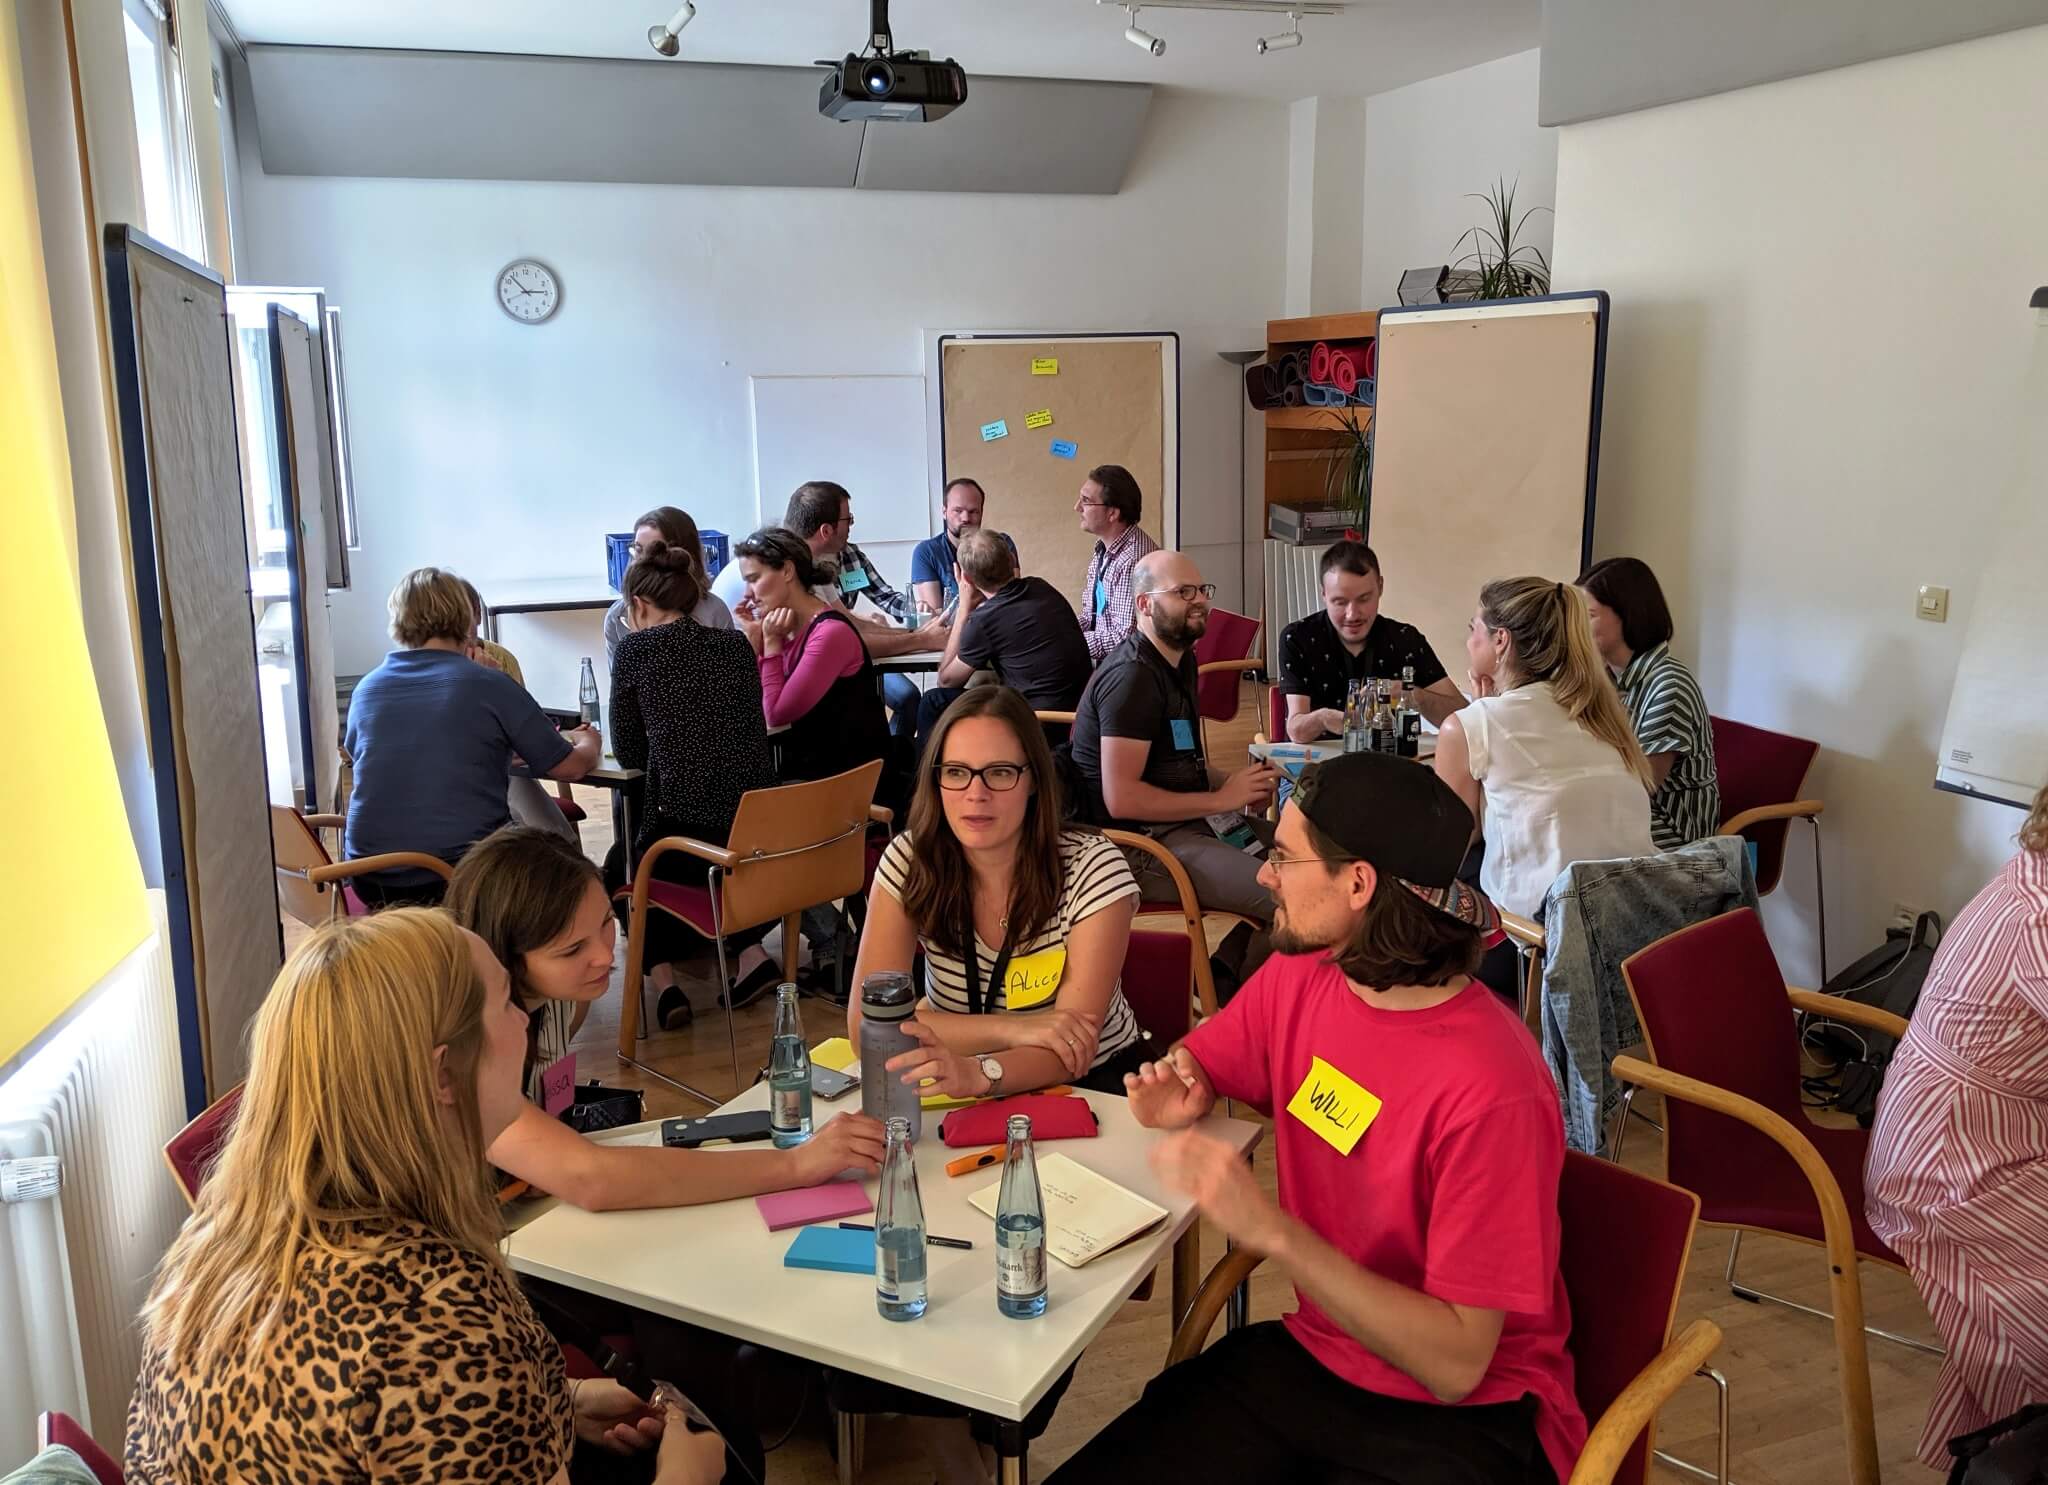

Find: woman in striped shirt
1578;557;1722;848
848;684;1145;1097
1866;785;2048;1468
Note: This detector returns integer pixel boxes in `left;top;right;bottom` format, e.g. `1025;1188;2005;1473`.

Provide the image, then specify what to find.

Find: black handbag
1807;910;1941;1125
560;1081;644;1135
1948;1402;2048;1483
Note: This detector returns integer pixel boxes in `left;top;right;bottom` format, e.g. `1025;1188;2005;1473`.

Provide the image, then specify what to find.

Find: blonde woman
125;909;724;1485
1434;577;1655;992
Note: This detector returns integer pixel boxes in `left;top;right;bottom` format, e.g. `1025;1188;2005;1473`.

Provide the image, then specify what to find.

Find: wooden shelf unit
1260;309;1376;521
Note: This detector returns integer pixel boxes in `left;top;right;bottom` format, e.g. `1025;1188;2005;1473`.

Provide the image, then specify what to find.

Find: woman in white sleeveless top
1433;576;1656;993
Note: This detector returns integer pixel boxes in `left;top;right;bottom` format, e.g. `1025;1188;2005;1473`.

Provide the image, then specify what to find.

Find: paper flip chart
981;419;1009;442
1024;409;1054;430
1050;439;1078;459
1031;358;1059;375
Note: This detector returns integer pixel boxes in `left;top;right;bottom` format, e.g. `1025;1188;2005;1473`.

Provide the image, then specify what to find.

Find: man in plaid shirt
1076;465;1160;664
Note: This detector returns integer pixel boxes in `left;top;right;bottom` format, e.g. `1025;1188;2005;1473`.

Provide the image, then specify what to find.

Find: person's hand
1151;1128;1287;1253
954;565;981;613
734;602;765;653
568;722;600;752
1315;707;1346;738
912;614;950;648
790;1111;888;1184
1214;762;1279;813
654;1401;726;1485
573;1377;665;1455
465;640;503;671
1123;1046;1213;1130
885;1018;990;1098
1008;1007;1100;1080
1467;669;1497;700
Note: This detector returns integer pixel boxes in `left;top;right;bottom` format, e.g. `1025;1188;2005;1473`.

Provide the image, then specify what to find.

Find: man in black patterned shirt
1277;541;1464;741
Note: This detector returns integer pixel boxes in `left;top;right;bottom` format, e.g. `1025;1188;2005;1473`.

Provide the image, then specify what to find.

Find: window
121;0;204;260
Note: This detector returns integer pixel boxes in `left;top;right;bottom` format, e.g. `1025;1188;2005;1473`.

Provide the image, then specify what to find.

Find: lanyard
960;906;1018;1017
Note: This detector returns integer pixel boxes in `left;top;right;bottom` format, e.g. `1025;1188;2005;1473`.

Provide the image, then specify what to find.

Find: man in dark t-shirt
916;528;1090;743
1277;540;1464;742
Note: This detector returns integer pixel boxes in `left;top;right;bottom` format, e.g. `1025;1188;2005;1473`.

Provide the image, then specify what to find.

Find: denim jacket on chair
1538;836;1759;1155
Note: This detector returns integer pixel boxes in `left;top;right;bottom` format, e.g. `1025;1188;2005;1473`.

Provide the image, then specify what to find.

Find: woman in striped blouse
1578;557;1721;849
1866;784;2048;1468
848;684;1145;1098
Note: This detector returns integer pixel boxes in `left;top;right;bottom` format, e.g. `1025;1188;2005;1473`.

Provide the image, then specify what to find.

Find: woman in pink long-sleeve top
1866;782;2048;1468
733;526;890;787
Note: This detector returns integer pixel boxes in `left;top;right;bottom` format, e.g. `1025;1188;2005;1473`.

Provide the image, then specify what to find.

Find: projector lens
860;61;894;96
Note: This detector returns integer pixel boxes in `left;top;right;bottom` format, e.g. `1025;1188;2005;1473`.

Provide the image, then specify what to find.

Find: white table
506;1084;1262;1482
482;576;616;640
873;649;946;674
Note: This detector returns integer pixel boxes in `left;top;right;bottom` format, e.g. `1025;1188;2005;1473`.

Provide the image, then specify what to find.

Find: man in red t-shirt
1048;752;1585;1485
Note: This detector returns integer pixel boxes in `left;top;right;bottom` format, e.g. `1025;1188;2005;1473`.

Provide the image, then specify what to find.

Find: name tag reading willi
1284;1055;1382;1156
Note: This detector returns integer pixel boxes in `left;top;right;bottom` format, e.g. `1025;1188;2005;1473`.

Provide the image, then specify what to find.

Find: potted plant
1321;408;1371;538
1450;176;1552;299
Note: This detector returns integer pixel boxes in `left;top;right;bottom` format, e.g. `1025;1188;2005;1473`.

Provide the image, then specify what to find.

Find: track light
1124;6;1165;55
647;2;695;56
1257;8;1303;52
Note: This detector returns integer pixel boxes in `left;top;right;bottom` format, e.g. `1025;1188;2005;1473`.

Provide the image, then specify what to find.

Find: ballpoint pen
840;1221;973;1251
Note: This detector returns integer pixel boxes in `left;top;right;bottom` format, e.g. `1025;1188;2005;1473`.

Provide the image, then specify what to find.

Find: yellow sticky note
1284;1055;1382;1155
1031;357;1059;376
1002;947;1067;1009
1024;409;1054;430
811;1035;980;1110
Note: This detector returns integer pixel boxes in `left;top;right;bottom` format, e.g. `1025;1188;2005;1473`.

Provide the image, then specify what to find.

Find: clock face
497;259;560;323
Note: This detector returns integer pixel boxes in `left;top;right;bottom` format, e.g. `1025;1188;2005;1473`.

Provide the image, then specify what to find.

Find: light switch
1917;585;1950;622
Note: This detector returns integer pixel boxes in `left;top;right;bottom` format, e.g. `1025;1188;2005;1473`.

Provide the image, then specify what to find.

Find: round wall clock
496;258;561;323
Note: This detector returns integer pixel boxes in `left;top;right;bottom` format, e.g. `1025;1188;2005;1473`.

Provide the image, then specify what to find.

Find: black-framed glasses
1158;582;1218;603
934;762;1031;792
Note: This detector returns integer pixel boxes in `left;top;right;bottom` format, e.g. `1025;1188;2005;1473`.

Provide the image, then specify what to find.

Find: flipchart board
106;227;283;1112
937;334;1178;610
1365;296;1608;680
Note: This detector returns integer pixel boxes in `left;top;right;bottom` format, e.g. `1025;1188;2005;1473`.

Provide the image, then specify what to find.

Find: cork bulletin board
1366;295;1607;680
937;334;1178;611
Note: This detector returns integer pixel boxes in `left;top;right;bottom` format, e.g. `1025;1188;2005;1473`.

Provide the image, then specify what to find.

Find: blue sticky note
785;1225;875;1275
838;565;871;595
981;419;1009;442
1050;439;1078;459
1093;580;1107;616
1170;718;1196;751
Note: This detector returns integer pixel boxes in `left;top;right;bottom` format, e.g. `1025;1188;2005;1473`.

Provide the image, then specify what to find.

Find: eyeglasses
1076;497;1109;508
1156;583;1218;603
1264;847;1361;871
934;762;1030;792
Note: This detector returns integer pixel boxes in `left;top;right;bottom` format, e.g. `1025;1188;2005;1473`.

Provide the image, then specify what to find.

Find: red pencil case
939;1094;1100;1147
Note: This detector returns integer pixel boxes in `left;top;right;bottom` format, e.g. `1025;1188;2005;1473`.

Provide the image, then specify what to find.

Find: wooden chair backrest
270;804;337;926
717;761;884;935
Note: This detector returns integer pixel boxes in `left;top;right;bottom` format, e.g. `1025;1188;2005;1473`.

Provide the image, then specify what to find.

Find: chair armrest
1167;1246;1266;1365
1786;988;1909;1042
869;804;894;828
1105;828;1217;1018
1567;1319;1723;1485
1034;710;1077;726
1196;659;1265;679
1721;799;1824;835
303;813;346;830
635;835;739;880
1498;909;1546;952
309;852;454;883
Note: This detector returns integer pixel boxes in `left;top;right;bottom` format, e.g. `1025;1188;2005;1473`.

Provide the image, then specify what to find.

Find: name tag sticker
1050;439;1078;459
838;565;871;595
1170;718;1196;751
541;1054;576;1117
1285;1055;1381;1156
1093;579;1108;616
1031;357;1059;375
1003;947;1067;1009
980;419;1010;441
1024;409;1054;430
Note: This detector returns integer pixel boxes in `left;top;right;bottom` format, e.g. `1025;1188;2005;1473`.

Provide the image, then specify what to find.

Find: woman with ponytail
1434;577;1656;992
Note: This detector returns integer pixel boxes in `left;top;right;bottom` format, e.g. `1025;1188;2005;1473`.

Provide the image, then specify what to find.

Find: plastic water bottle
995;1114;1048;1318
858;972;922;1144
577;656;600;726
875;1116;928;1322
768;984;812;1148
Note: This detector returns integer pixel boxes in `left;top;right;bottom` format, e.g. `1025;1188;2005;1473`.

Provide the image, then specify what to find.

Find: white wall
1360;48;1554;309
231;90;1289;678
1552;25;2048;983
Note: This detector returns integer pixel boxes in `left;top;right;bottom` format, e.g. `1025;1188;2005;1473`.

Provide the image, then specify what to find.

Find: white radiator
0;895;188;1464
1261;540;1324;675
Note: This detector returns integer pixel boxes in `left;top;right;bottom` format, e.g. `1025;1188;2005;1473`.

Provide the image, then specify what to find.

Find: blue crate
604;532;635;593
699;528;729;578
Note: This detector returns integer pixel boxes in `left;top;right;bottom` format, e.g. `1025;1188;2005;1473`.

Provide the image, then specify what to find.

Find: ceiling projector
819;0;967;121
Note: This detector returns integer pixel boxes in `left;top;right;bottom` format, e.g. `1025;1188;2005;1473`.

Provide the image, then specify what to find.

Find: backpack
1807;910;1941;1125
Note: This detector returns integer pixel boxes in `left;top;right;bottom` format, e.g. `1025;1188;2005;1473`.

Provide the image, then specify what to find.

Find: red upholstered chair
1104;829;1231;1022
1167;1154;1723;1485
163;1083;243;1208
1709;715;1829;978
1614;908;1921;1485
38;1412;123;1485
553;781;589;829
1191;607;1263;756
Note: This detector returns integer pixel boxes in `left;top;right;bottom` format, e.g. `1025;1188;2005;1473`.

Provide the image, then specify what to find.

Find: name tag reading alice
1002;947;1067;1009
1284;1055;1381;1155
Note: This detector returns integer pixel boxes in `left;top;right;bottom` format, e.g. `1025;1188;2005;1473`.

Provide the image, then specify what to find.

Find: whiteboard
1934;320;2048;809
749;374;930;545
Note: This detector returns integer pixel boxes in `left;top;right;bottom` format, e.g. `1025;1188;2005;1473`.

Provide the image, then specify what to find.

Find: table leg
993;1419;1028;1485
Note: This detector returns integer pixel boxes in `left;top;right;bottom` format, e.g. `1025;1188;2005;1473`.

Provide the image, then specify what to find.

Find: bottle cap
861;971;916;1021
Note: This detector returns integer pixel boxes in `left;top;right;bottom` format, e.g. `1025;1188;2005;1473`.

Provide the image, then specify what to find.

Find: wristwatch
977;1056;1005;1096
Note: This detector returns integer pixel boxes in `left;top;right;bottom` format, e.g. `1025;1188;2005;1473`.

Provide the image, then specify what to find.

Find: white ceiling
215;0;1541;103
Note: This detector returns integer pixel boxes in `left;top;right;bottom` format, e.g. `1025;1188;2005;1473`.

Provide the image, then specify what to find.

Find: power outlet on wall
1890;902;1928;934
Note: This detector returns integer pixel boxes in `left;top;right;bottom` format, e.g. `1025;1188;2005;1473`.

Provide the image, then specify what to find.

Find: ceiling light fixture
1257;10;1304;52
647;1;696;57
1123;6;1165;56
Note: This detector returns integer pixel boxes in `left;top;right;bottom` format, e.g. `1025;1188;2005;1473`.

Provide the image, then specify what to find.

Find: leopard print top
124;1224;572;1483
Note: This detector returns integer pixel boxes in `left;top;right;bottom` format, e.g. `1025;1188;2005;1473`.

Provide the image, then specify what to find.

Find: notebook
784;1224;875;1275
756;1178;872;1232
810;1036;979;1111
967;1153;1169;1268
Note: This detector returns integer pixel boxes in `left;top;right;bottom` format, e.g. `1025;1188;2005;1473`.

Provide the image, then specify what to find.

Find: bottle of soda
1342;679;1369;754
767;984;812;1148
577;657;601;727
1371;680;1397;755
1397;665;1423;758
995;1114;1048;1317
875;1116;929;1322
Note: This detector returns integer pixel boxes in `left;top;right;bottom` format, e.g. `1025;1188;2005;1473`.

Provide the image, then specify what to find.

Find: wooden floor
461;684;1948;1482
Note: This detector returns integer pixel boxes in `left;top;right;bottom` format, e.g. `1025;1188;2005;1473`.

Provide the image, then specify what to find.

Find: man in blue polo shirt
909;477;1018;616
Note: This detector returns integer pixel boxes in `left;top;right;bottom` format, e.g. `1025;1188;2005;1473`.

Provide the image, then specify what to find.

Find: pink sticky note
541;1054;576;1117
755;1178;873;1232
